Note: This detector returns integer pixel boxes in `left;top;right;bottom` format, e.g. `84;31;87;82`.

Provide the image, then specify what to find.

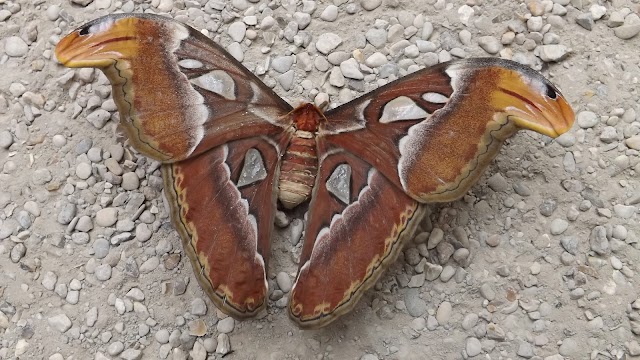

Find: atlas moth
55;13;574;329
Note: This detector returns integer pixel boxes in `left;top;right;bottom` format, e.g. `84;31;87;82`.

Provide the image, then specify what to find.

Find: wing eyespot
545;83;558;100
78;25;91;36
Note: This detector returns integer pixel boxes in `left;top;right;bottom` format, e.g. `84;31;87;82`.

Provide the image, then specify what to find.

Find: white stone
48;314;72;333
227;22;246;42
316;33;342;55
339;58;363;80
5;36;28;57
321;5;338;22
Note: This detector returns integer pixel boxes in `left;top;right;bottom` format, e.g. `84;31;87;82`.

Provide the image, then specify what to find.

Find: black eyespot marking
545;83;557;100
79;25;90;36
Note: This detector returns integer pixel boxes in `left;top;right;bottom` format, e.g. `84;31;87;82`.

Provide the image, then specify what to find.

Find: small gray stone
477;36;502;54
436;301;452;325
577;111;598;128
191;298;207;316
42;271;58;291
0;131;13;149
427;228;444;249
466;337;482;357
613;204;635;219
95;264;112;281
550;219;569;235
216;333;231;355
48;314;72;333
589;226;609;255
479;283;495;301
576;13;594;30
217;317;234;333
126;287;145;301
316;33;342;54
139;257;160;273
517;342;534;358
559;338;579;356
107;341;124;356
539;199;557;217
361;0;382;11
5;36;28;57
93;238;110;259
320;5;338;22
487;173;508;192
10;243;26;262
57;203;76;225
96;208;118;227
87;109;111;129
227;22;246;42
536;44;569;62
75;162;92;180
276;272;292;292
121;172;139;190
404;288;427;317
135;223;153;242
614;24;640;40
271;56;294;73
155;329;170;344
560;237;579;255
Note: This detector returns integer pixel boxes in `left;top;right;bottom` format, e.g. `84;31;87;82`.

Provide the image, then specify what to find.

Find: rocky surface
0;0;639;359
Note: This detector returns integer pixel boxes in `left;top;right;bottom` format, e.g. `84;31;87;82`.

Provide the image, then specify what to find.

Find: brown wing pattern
289;150;425;328
55;13;293;163
163;136;284;317
322;58;574;203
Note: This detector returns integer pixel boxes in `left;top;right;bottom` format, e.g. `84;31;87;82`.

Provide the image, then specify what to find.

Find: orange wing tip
55;16;140;68
493;69;575;138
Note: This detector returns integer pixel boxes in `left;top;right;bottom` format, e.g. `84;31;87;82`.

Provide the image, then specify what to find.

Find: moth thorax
278;130;318;209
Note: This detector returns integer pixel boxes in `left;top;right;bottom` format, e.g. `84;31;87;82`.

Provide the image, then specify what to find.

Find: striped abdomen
278;130;318;209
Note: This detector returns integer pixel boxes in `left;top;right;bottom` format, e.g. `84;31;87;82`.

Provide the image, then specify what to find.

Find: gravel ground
1;0;640;359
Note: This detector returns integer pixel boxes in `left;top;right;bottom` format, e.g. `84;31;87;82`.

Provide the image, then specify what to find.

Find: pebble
0;131;13;148
217;317;235;333
339;59;363;80
228;22;246;42
139;257;160;273
466;337;482;357
95;264;112;281
276;272;292;292
316;33;342;54
536;44;568;62
191;298;207;316
559;338;579;356
57;203;76;225
477;36;502;54
5;36;28;57
427;228;444;249
361;0;382;11
216;333;231;355
48;314;72;333
96;208;118;227
550;219;568;235
75;162;92;180
120;349;142;360
577;111;599;128
614;24;640;40
436;301;452;325
321;5;338;21
405;289;427;317
122;172;140;190
42;271;58;291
